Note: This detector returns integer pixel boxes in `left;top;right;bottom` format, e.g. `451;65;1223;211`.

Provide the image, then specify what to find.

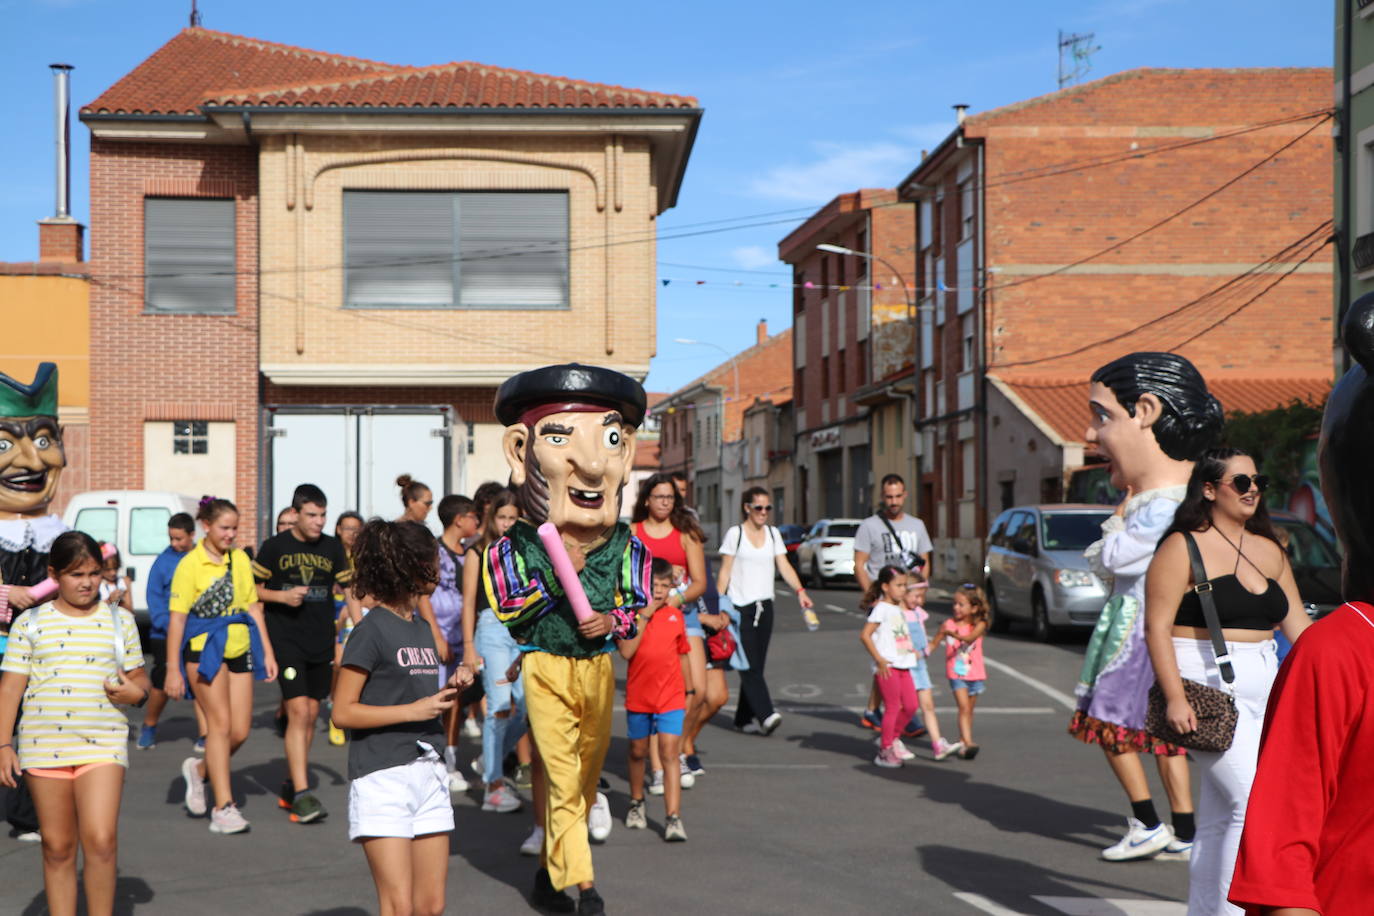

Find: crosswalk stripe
954;894;1186;914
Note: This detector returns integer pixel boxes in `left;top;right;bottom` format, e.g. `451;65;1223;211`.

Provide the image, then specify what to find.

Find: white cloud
731;245;777;269
748;140;917;203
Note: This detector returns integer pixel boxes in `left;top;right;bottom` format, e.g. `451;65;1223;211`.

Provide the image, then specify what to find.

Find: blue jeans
475;611;528;786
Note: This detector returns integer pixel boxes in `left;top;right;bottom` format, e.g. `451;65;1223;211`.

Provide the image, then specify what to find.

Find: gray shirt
853;513;934;580
340;607;446;781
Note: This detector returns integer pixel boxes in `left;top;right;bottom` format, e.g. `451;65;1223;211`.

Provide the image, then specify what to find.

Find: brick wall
263;383;498;424
88;140;262;542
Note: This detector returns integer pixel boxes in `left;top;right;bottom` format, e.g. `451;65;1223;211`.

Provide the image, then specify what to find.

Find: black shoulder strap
881;515;900;544
733;525;742;552
1183;532;1235;684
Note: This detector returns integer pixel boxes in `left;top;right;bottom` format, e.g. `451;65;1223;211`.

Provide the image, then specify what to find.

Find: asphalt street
0;585;1192;915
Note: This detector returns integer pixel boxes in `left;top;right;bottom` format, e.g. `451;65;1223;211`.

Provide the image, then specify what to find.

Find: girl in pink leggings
859;566;921;768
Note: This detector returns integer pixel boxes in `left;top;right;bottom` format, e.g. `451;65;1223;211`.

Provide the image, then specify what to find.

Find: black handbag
1145;532;1239;753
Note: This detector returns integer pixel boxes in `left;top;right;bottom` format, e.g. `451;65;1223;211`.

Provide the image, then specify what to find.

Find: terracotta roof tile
990;372;1332;446
83;27;396;115
203;60;698;110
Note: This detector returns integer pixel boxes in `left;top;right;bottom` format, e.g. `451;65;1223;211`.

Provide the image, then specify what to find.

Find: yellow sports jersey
169;540;259;658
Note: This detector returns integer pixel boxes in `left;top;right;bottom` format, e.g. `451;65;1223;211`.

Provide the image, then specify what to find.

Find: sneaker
13;830;41;843
463;717;482;739
208;803;250;835
663;814;687;842
531;866;574;913
1158;837;1194;861
512;762;534;790
891;739;916;761
577;887;605;916
684;753;705;776
448;770;471;795
739;721;764;735
860;709;882;731
274;712;287;739
761;712;782;735
933;739;964;761
136;724;157;750
648;770;665;796
678;756;695;789
181;757;207;816
588;792;612;842
1101;817;1173;861
873;745;904;768
278;780;296;810
520;825;544;857
289;793;327;824
626;797;649;829
481;783;522;813
193;736;206;756
902;716;928;739
958;744;981;760
328;721;345;746
598;776;611;791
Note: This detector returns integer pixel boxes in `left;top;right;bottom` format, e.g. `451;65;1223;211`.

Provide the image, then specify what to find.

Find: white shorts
348;748;454;841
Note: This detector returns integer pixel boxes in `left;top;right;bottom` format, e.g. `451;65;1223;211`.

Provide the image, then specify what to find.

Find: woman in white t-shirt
716;487;814;735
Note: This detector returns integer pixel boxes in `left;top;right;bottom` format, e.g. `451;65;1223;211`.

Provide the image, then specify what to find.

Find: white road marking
982;656;1078;711
748;704;1054;715
825;603;847;613
955;895;1185;915
954;893;1025;915
706;763;830;769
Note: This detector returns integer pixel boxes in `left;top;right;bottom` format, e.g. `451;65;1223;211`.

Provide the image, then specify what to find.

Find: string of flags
658;277;981;293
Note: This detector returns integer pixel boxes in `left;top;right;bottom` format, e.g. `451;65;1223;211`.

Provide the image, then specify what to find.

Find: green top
0;363;58;419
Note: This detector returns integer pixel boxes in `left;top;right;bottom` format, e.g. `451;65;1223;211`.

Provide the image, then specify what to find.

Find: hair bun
396;474;413;489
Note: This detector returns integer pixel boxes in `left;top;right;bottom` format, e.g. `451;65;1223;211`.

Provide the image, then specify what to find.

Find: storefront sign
809;426;842;450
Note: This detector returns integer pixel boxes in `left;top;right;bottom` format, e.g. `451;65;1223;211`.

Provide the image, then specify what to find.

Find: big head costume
1068;352;1223;752
482;364;651;894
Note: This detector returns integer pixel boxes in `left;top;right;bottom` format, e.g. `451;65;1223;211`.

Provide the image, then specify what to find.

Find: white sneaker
481;783;522;813
1101;817;1173;861
648;769;665;796
588;792;612;842
678;756;695;789
519;825;544;856
891;739;916;761
208;803;250;835
1158;837;1193;861
761;712;782;735
933;739;963;761
462;718;482;739
739;722;764;735
447;770;470;795
181;757;207;817
13;830;40;843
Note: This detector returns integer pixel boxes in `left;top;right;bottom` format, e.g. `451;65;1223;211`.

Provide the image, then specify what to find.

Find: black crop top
1174;575;1288;630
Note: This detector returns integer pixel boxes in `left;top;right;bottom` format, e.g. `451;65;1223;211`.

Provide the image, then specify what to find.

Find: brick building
740;395;795;523
654;321;792;543
778;190;916;524
79;27;700;541
898;68;1334;579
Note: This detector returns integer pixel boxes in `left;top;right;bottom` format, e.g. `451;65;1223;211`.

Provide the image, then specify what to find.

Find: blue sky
1;0;1329;392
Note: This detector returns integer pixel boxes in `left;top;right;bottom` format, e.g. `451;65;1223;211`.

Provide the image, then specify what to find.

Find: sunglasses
748;505;772;512
1225;474;1269;495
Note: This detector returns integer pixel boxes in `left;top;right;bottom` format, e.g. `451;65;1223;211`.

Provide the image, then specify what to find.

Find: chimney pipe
51;64;73;220
756;319;768;346
953;103;969;126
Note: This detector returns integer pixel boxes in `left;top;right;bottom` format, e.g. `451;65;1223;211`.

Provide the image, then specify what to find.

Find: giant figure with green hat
0;361;66;839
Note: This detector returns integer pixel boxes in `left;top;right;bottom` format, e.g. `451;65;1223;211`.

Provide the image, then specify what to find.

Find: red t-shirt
1229;602;1374;914
625;606;690;714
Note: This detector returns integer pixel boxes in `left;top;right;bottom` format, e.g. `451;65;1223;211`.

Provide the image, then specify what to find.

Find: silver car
983;504;1112;642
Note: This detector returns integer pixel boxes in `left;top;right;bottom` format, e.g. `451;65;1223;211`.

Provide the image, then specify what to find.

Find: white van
63;491;201;613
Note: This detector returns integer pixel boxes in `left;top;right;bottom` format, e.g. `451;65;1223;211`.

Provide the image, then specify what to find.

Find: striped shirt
1;602;144;769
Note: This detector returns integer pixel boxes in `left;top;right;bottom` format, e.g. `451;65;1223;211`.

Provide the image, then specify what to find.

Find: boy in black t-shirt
253;483;358;823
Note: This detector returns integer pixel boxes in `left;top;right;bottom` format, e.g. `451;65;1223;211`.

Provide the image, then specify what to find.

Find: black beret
495;364;647;428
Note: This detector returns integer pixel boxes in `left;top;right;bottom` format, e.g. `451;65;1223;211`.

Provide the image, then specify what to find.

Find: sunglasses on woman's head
1226;474;1269;495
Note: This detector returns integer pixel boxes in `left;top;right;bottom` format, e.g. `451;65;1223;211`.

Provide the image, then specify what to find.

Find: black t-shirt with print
253;531;350;662
340;607;446;780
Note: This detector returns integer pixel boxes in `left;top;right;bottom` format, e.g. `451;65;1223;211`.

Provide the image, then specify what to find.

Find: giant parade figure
0;362;67;839
1069;353;1223;862
482;364;651;916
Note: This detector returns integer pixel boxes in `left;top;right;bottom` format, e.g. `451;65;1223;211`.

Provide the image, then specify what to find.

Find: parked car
797;518;862;587
984;504;1113;641
776;524;808;571
64;490;201;620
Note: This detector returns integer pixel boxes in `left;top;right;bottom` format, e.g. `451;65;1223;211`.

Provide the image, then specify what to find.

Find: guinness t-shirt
253;530;351;662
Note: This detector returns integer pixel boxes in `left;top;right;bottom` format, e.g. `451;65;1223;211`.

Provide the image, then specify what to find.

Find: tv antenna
1058;30;1101;88
190;1;202;26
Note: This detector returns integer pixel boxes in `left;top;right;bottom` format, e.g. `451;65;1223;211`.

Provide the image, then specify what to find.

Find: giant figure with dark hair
1229;293;1374;914
1069;352;1223;862
482;364;651;915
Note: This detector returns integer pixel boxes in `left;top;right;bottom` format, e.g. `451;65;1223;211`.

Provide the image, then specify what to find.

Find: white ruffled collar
1123;484;1187;518
0;515;66;553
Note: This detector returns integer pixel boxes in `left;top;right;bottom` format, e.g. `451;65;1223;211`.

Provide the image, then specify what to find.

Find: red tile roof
84;27;697;116
990;372;1332;446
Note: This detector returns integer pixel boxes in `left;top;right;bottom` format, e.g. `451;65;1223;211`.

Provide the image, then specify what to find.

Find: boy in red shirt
618;559;691;842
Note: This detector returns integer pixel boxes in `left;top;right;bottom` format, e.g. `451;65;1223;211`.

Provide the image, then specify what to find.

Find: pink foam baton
537;522;597;623
28;542;118;602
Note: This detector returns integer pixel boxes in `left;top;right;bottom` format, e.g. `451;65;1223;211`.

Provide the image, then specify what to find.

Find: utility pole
1058;30;1101;89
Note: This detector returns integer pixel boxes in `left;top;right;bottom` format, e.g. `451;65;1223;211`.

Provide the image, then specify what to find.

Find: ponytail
862;565;906;608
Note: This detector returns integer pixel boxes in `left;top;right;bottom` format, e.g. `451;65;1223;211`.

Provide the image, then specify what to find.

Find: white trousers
1171;637;1278;916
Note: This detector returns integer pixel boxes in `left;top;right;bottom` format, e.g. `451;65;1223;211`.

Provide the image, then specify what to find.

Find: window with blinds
344;191;569;309
144;198;236;314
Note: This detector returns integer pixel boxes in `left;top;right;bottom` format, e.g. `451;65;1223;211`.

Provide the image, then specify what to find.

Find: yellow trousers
522;651;614;891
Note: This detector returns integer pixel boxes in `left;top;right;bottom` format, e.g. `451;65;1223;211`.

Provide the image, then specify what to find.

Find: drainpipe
1340;0;1354;373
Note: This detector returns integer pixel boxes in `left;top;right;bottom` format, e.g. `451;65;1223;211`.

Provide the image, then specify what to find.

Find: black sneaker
274;712;288;739
958;744;981;760
577;887;605;916
598;775;610;791
531;867;575;913
278;780;295;811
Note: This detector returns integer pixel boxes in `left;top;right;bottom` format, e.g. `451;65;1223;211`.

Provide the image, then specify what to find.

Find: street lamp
675;337;742;542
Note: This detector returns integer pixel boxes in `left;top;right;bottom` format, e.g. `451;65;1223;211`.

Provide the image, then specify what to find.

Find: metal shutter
345;192;456;307
144;198;236;313
458;192;568;309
